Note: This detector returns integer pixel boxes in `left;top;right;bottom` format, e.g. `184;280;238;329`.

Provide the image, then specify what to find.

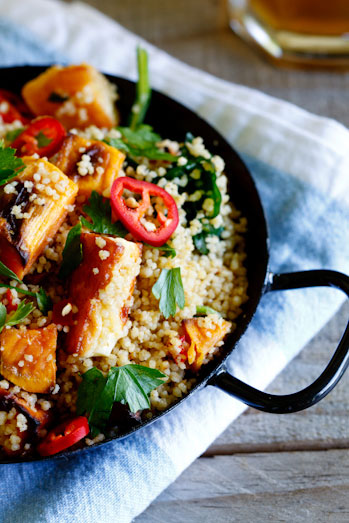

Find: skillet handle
209;270;349;414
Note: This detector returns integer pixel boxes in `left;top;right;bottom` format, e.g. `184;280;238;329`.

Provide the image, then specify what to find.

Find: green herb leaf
0;260;52;314
5;128;24;142
0;283;52;314
36;131;52;148
129;47;151;130
0;304;6;332
145;243;176;258
196;305;221;316
0;140;25;186
0;300;34;333
76;367;108;435
81;191;127;236
119;125;160;149
77;364;166;434
152;267;185;318
35;288;52;315
164;139;222;220
192;224;224;255
0;260;22;283
59;222;83;279
108;124;176;162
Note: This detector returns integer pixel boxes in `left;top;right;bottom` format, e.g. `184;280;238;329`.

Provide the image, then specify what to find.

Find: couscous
0;50;248;459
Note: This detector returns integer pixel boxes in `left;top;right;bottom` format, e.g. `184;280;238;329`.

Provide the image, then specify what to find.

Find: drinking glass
228;0;349;68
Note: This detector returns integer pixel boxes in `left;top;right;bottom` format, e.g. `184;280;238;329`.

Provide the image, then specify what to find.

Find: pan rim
0;65;269;464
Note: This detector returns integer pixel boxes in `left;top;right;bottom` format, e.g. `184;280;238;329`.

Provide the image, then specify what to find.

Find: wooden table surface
70;1;349;520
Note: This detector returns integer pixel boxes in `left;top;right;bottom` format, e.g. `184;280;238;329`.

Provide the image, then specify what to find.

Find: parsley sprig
81;191;127;236
108;124;177;163
59;222;83;279
77;364;167;436
152;267;185;318
107;48;176;163
0;140;25;186
0;300;34;333
0;261;52;315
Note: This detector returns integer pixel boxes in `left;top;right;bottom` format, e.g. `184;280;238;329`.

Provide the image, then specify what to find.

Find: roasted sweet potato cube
183;316;231;371
0;157;78;279
55;134;125;199
0;324;57;393
22;64;119;129
64;233;142;358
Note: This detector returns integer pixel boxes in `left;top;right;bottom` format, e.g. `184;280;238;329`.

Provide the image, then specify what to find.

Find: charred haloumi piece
65;233;142;358
0;324;57;394
182;316;231;371
0;157;78;279
22;64;119;130
55;134;125;199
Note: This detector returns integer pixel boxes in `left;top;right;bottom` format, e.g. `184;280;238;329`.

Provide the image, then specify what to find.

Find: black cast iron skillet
1;66;349;464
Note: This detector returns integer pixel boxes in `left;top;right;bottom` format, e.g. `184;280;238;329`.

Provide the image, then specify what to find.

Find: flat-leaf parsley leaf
59;222;83;279
81;191;127;236
77;364;167;435
0;300;34;333
108;124;176;163
152;267;185;318
0;140;25;186
0;260;22;283
0;260;52;314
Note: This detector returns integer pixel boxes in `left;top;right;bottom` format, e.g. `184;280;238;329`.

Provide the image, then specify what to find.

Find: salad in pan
0;49;248;458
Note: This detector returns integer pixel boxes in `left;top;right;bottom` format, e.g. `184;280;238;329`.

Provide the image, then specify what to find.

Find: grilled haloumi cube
0;157;78;279
0;324;57;394
65;233;142;358
22;64;119;129
55;134;125;199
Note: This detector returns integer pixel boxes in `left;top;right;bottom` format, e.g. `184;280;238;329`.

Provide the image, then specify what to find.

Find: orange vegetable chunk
0;157;78;279
55;134;125;199
0;324;57;393
183;316;231;371
22;64;119;129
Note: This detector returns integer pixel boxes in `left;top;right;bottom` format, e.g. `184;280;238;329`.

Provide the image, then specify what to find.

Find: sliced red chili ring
12;116;66;158
110;177;179;247
0;89;32;120
37;416;89;456
0;93;28;125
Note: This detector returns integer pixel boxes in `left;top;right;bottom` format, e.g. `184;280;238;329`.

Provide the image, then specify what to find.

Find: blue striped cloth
0;13;348;523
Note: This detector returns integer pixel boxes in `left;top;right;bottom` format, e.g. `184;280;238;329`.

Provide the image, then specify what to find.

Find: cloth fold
0;1;348;522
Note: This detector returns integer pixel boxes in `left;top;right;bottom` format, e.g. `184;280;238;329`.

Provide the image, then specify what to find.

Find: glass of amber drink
228;0;349;68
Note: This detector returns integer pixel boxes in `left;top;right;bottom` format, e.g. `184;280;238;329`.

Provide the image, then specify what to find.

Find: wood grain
138;451;349;522
62;1;349;521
